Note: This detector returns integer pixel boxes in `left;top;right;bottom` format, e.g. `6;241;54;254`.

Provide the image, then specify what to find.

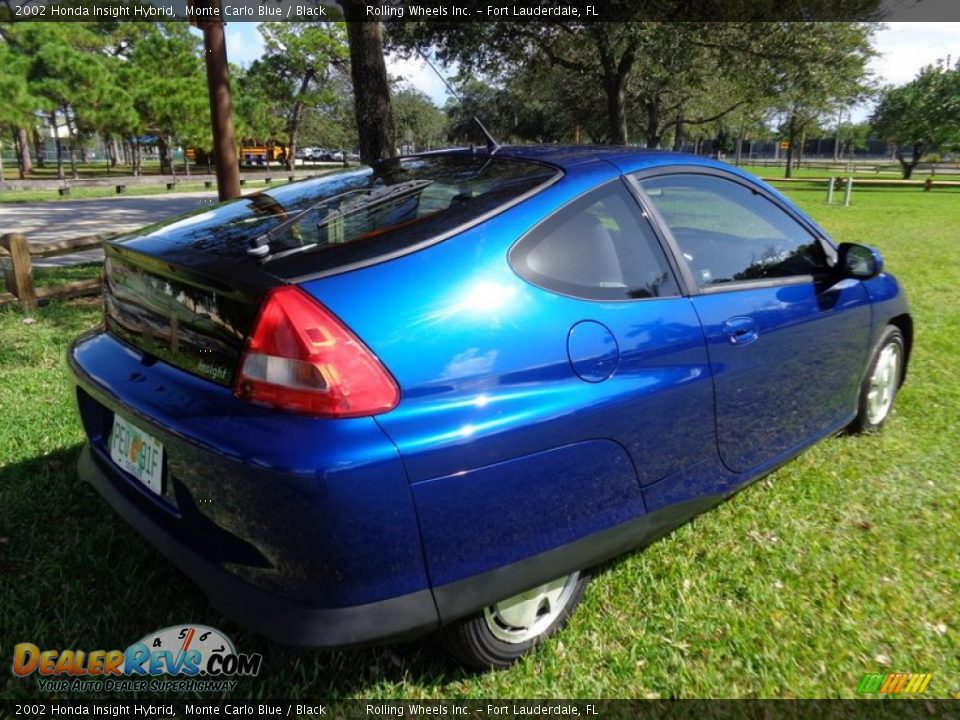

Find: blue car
69;147;911;669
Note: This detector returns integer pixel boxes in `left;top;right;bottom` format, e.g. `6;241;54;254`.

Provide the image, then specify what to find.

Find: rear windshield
125;154;558;278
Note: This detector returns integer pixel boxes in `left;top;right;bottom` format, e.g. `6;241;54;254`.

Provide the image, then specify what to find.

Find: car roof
428;144;725;176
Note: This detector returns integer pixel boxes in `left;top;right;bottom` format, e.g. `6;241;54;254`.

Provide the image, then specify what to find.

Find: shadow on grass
1;445;471;700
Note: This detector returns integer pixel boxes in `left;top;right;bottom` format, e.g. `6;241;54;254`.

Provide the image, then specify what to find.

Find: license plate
110;415;164;495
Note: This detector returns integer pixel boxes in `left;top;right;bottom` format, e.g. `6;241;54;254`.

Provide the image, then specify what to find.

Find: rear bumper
68;330;439;648
78;444;439;647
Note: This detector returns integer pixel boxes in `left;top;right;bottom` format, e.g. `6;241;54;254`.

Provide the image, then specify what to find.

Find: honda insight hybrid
69;146;911;669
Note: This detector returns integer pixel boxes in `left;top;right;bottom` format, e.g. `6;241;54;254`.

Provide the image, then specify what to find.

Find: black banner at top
2;0;960;23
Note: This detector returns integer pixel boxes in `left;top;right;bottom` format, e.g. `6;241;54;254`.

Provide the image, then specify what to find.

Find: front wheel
441;570;590;670
848;325;904;434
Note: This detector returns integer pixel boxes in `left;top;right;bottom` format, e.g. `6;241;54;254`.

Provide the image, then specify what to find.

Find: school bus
188;141;289;167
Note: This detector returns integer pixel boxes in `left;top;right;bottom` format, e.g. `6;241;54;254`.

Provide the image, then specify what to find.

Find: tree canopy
871;59;960;178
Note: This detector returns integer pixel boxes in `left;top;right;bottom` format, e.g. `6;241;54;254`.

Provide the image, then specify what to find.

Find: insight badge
12;625;261;692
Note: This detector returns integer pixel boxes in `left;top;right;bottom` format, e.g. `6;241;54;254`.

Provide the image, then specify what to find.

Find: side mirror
837;242;883;280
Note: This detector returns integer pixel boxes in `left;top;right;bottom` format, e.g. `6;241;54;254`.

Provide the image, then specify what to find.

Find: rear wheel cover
482;572;581;644
442;570;590;670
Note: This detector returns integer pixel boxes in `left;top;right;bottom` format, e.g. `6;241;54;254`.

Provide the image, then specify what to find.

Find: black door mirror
837;243;883;280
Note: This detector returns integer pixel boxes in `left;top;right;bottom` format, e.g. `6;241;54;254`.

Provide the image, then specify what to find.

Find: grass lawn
0;181;216;204
737;163;913;180
0;177;302;204
0;162;346;204
0;186;957;700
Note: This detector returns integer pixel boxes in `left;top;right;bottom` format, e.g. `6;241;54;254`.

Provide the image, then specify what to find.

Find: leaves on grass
747;529;780;544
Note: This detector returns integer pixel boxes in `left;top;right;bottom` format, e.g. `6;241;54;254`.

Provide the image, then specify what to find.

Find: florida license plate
110;414;164;495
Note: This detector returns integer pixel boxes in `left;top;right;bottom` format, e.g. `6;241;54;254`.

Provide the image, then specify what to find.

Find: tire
848;325;905;434
441;570;590;671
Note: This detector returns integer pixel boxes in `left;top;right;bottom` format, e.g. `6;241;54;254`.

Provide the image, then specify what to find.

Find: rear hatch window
121;154;559;281
103;153;557;386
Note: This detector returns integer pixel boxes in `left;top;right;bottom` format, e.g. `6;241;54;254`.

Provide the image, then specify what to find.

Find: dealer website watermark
11;624;261;694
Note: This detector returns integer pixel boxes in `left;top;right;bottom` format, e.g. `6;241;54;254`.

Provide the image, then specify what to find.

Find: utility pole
192;0;241;201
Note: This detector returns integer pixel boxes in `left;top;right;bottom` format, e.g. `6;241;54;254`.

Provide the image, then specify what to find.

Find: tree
768;23;876;177
391;14;882;150
125;25;208;175
0;38;36;178
339;3;398;163
10;24;104;179
253;22;349;170
871;59;960;179
390;87;446;151
234;60;289;156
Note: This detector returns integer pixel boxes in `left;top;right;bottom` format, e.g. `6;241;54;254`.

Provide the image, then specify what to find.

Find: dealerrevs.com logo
12;625;262;693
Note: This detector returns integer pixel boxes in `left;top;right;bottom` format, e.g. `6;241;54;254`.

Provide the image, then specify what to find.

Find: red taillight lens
234;286;399;417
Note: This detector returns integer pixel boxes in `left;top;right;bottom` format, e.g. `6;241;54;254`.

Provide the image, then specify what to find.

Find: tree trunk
796;128;806;169
16;128;32;178
132;138;142;177
63;106;79;179
734;124;745;166
603;73;629;146
183;146;190;176
784;115;796;179
644;104;660;149
105;134;118;169
672;120;685;152
50;112;65;180
158;135;173;175
896;143;923;180
32;126;44;168
286;100;305;172
198;14;241;201
341;12;397;163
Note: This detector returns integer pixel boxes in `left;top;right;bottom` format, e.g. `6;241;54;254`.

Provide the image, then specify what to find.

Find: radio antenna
416;47;499;154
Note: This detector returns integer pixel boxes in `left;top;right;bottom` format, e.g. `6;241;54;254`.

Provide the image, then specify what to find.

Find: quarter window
510;183;678;301
639;173;827;288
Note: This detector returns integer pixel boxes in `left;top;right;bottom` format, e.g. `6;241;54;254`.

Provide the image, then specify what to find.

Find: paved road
0;191;251;266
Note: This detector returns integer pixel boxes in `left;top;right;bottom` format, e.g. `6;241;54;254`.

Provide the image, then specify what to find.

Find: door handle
724;316;759;345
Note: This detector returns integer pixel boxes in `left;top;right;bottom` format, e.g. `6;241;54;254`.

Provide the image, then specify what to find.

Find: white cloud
386;52;457;107
869;22;959;86
849;22;959;121
224;22;266;69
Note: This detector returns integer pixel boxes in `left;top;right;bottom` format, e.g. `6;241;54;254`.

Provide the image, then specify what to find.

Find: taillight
234;286;399;417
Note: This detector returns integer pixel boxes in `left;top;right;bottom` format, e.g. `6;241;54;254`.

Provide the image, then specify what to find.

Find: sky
221;22;960;123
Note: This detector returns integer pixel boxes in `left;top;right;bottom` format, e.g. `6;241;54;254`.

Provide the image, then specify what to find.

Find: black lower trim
81;433;726;647
432;494;720;624
78;445;441;649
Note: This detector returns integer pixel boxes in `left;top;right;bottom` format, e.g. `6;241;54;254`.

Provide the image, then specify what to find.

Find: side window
510;183;679;301
638;174;827;288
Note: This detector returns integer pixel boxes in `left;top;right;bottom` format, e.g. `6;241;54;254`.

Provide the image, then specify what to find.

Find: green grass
737;163;910;180
0;182;214;204
0;168;341;204
1;187;957;701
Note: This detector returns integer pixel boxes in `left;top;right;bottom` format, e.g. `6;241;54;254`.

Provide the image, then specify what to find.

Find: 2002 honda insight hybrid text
69;146;911;669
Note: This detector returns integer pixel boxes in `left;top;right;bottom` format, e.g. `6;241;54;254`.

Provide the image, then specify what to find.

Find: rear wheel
442;571;589;670
849;325;904;434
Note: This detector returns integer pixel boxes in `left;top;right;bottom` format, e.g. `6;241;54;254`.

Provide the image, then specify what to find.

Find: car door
633;170;872;473
508;179;718;487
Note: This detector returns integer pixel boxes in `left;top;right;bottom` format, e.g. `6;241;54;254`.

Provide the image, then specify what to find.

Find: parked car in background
69;147;911;669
